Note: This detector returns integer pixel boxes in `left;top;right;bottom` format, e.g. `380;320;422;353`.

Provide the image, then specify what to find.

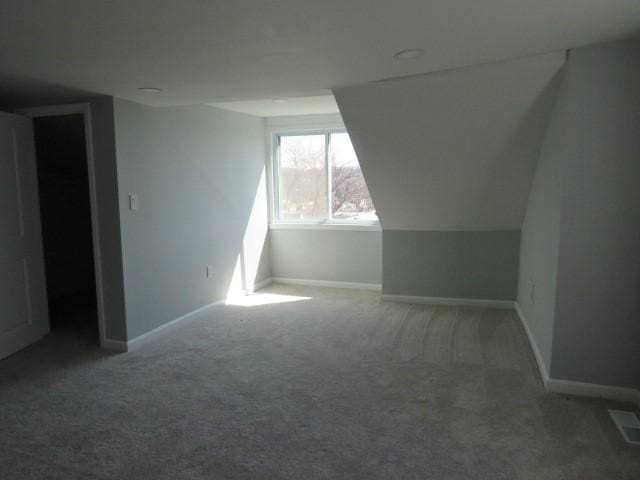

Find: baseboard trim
381;294;515;309
514;302;640;407
127;300;224;350
101;337;128;352
271;277;382;291
248;277;273;293
514;303;550;385
546;379;640;407
104;300;224;352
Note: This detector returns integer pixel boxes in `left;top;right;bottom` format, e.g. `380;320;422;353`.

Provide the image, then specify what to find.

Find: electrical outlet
206;265;214;279
528;280;535;303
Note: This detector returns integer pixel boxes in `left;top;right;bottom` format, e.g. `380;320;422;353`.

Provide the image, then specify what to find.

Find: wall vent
609;409;640;445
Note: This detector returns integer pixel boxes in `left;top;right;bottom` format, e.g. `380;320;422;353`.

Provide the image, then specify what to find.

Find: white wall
516;103;563;369
334;52;565;231
513;55;570;368
334;52;564;299
113;100;269;339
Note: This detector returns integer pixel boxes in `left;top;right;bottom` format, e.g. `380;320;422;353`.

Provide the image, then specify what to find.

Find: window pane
329;133;376;221
279;134;327;220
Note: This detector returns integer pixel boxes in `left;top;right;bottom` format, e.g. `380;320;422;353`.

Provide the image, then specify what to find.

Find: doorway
29;111;101;344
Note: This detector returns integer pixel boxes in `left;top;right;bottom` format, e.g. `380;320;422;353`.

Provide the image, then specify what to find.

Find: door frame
16;103;108;348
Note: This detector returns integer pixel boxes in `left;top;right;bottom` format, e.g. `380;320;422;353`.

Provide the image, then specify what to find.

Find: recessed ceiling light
138;87;163;93
393;49;425;60
273;99;287;103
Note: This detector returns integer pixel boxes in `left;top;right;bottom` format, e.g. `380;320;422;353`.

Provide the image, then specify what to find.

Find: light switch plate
206;265;214;278
129;194;139;211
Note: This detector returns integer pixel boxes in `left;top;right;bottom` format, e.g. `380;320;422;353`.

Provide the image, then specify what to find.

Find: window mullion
275;135;282;222
325;133;331;221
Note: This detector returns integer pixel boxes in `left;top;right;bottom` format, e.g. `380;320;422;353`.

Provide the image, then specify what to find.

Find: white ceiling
0;1;638;107
209;95;338;117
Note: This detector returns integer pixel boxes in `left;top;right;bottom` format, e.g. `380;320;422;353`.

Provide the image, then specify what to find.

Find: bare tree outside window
329;133;376;221
277;131;376;223
280;135;327;220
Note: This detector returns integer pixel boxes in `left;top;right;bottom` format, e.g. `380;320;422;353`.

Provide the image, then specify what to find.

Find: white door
0;111;49;359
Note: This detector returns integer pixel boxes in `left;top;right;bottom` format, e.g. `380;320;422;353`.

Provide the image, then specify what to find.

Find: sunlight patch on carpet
226;293;311;307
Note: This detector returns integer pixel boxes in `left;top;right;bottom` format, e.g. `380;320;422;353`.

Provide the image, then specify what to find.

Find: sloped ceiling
0;1;637;106
334;52;566;231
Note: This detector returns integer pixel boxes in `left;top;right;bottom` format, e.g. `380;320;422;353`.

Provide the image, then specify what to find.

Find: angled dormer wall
334;52;565;300
519;40;640;390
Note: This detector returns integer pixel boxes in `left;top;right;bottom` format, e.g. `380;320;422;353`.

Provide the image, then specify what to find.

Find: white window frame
267;121;380;232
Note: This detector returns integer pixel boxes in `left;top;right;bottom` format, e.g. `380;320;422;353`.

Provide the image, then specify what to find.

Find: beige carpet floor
0;284;638;479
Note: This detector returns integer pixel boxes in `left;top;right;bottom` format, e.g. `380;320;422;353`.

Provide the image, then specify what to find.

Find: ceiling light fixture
393;49;425;60
138;87;163;93
273;99;287;103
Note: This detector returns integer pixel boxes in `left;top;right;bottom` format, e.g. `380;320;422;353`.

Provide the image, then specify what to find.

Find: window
274;131;377;225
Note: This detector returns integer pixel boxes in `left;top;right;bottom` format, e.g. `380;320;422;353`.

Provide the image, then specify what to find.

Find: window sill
269;222;381;232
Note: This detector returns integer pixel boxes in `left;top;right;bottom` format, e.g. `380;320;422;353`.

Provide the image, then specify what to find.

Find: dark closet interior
33;114;98;341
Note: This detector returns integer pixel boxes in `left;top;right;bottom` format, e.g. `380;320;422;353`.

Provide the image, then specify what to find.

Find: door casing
17;104;108;348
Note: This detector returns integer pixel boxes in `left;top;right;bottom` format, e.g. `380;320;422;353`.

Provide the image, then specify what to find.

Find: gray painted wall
551;41;640;389
270;229;381;285
384;230;520;300
518;40;640;389
113;100;269;339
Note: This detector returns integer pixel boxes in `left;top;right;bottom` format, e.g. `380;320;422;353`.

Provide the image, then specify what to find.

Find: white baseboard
103;300;224;352
101;337;128;352
271;277;382;291
514;302;640;407
381;294;515;309
514;303;550;385
247;277;273;293
546;378;640;407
